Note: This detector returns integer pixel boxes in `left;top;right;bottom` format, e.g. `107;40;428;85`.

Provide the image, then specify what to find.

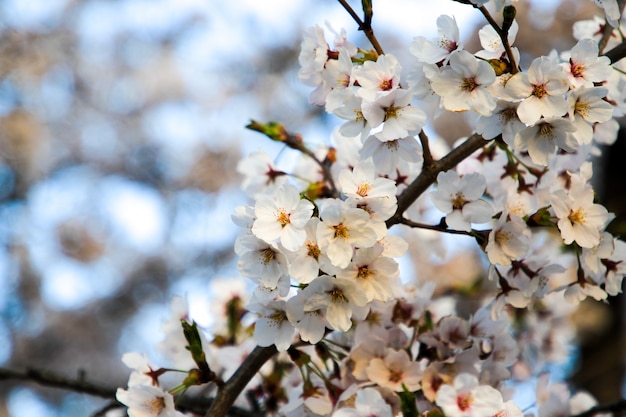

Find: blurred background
0;0;623;416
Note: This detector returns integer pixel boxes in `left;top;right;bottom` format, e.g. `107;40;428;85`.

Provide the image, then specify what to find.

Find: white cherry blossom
550;182;610;248
251;184;314;251
505;56;569;125
411;15;463;64
429;50;496;116
317;198;378;268
430;170;493;232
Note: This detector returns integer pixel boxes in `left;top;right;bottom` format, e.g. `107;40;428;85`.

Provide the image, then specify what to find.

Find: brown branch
603;41;626;64
571;398;626;417
387;133;490;227
477;6;519;74
0;367;256;417
0;367;118;398
336;0;385;55
205;345;278;417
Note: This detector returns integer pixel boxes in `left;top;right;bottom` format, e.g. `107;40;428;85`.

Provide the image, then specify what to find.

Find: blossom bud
502;6;516;33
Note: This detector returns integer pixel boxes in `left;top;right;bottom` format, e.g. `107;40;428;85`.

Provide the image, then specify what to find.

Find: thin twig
336;0;385;55
477;6;519;74
398;217;474;237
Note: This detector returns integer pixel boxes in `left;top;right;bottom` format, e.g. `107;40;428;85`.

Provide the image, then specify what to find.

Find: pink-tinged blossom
429;50;496;116
410;15;463;64
435;373;504;417
514;117;577;166
317;199;378;268
333;387;393;417
121;352;157;387
251;184;314;251
561;38;612;89
550;182;610;248
361;88;427;141
366;349;423;392
353;54;402;101
303;275;369;332
116;384;184;417
430;170;494;232
237;151;288;197
505;57;569;125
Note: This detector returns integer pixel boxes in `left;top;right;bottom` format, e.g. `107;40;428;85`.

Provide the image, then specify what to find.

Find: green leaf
398;386;418;417
181;320;209;372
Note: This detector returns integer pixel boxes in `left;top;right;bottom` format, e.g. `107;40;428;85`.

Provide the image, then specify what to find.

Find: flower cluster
116;1;626;417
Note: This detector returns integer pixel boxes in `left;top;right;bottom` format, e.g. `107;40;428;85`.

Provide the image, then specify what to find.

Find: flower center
333;224;350;240
568;207;586;225
495;229;511;246
575;99;590;118
385;140;399;150
456;393;473;411
357;266;372;280
570;61;586;78
146;396;166;414
357;182;372;197
499;106;518;124
451;192;467;209
384;105;400;121
389;369;403;383
379;78;394;91
531;83;548;99
306;241;321;260
538;122;555;139
275;209;290;227
461;77;478;92
328;287;348;303
259;247;276;265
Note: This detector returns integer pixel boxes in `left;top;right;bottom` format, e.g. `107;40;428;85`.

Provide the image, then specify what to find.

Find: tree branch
603;41;626;64
0;367;257;417
387;133;490;227
205;345;278;417
571;398;626;417
336;0;385;55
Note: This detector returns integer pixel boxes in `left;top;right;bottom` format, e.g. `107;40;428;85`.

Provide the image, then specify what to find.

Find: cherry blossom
550;182;610;248
116;384;184;417
317;198;378;268
411;15;463;65
429;50;496;116
252;184;314;251
366;349;423;392
430;170;493;232
435;373;504;417
505;56;569;125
